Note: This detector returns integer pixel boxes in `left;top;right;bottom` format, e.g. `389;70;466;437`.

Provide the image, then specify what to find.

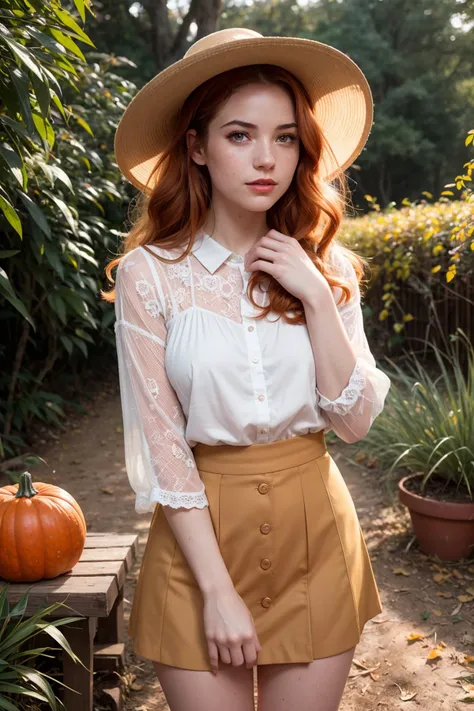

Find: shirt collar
191;231;245;274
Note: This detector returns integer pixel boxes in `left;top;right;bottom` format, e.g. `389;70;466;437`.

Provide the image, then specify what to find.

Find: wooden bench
2;532;139;711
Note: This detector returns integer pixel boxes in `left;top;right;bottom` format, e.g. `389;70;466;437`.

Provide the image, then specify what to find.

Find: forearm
302;289;357;401
163;505;235;597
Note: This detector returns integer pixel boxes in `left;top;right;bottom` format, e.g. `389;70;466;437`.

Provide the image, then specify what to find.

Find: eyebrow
220;120;298;130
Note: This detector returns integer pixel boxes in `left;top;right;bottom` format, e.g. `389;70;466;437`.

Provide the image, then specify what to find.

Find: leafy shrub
0;583;86;710
1;0;136;459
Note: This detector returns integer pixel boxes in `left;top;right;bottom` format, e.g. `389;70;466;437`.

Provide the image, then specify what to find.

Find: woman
104;27;391;711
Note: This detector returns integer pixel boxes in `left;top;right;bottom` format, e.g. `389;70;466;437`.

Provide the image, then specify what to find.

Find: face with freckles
187;82;300;212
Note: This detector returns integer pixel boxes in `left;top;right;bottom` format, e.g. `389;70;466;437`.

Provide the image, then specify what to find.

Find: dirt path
24;375;474;710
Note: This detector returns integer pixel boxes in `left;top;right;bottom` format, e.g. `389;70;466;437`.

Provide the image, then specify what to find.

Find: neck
200;199;269;255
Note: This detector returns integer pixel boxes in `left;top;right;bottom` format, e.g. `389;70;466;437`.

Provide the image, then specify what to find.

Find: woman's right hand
203;587;262;674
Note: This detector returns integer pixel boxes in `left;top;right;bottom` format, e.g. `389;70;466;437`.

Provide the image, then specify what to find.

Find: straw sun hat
114;27;374;193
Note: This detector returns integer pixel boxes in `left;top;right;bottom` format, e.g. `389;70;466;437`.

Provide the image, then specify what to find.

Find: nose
253;138;276;171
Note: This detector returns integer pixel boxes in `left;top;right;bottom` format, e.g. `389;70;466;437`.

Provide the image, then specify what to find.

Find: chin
238;197;281;212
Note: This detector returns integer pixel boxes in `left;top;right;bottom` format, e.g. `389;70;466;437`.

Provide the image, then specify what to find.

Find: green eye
227;131;298;143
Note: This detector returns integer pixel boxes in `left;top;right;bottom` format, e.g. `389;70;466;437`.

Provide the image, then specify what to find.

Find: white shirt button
252;356;259;363
248;326;254;332
258;395;265;402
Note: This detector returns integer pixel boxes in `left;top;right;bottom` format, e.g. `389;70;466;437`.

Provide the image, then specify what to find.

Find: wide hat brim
114;33;374;193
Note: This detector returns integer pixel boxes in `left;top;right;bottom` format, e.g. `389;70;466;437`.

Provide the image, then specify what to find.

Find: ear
186;129;206;166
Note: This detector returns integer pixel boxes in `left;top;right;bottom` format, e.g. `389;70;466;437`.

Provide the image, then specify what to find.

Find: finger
252;246;280;262
260;234;284;249
246;235;270;262
229;645;245;667
252;627;263;652
248;260;277;275
265;229;291;243
242;640;258;669
207;641;219;675
218;645;232;665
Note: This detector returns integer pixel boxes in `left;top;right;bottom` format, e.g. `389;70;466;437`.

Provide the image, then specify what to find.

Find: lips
247;180;277;185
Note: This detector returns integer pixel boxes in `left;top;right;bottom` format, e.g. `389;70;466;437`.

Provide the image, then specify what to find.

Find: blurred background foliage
0;0;473;463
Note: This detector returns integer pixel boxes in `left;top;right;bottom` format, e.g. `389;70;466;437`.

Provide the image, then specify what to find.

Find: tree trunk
195;0;221;41
148;0;222;71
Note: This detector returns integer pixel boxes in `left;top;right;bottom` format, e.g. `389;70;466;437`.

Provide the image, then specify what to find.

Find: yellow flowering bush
338;129;473;347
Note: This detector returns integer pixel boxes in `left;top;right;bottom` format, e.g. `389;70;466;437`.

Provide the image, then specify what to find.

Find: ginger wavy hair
102;63;368;324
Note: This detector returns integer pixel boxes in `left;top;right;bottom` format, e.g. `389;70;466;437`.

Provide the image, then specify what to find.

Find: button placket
238;264;273;608
238;264;270;443
256;479;273;608
259;516;273;607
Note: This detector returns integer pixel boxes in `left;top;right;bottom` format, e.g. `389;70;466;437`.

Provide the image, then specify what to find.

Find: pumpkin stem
15;471;39;498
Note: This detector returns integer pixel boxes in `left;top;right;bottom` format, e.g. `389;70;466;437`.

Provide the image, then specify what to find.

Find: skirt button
260;558;272;570
260;523;272;534
261;597;272;608
258;483;269;494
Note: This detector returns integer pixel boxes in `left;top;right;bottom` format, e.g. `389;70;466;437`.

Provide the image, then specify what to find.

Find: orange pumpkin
0;471;87;582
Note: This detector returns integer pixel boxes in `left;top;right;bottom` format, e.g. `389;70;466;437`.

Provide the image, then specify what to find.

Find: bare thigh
257;646;356;711
152;660;255;711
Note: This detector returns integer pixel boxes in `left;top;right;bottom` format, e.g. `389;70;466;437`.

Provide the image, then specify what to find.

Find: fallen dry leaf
433;572;451;584
348;659;381;678
432;609;443;616
435;591;453;598
102;487;114;495
393;681;417;701
406;632;425;641
393;568;411;576
352;659;371;669
457;594;474;603
427;647;443;660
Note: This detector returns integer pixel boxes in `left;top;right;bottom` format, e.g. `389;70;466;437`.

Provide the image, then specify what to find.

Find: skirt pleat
128;431;382;670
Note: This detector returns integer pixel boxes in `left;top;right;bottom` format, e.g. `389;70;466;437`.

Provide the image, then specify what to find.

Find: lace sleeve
114;247;209;514
316;244;391;443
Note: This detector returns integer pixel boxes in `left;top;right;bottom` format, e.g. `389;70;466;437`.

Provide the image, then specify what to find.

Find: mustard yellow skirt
128;431;382;670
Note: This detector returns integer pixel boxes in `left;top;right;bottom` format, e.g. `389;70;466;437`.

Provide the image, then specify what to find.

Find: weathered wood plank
80;547;133;570
3;575;119;617
93;642;125;672
84;534;139;559
64;561;125;588
63;616;96;711
102;684;122;711
96;588;124;644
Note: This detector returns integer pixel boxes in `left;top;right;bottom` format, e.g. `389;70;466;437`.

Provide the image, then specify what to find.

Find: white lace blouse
114;230;391;514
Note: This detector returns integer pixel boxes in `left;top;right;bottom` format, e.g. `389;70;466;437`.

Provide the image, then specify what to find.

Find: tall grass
360;328;474;503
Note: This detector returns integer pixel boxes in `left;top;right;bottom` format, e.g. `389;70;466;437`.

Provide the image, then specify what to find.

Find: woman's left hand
243;229;330;305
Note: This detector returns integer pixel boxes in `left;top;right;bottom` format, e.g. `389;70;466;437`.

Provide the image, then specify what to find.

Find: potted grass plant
358;328;474;562
0;582;87;709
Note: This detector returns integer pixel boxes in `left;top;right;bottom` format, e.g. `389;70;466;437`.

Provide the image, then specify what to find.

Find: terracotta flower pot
398;473;474;561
